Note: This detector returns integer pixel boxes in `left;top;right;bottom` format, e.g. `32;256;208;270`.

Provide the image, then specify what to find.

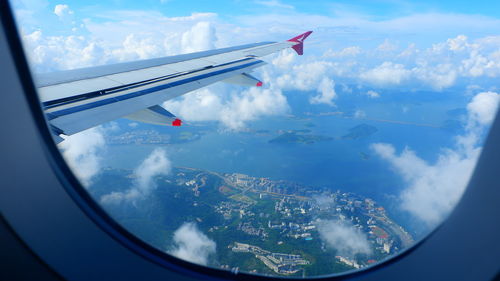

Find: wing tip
287;31;313;56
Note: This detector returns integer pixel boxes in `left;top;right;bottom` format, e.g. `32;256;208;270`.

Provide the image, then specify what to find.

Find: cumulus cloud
310;77;337;106
53;4;73;20
164;84;289;130
111;33;165;61
22;30;107;72
274;60;335;90
101;148;171;204
365;90;380;98
316;219;372;257
412;63;458;90
169;222;216;266
59;127;105;187
181;21;216;53
466;91;500;125
376;39;398;52
371;143;480;226
354;109;366;119
323;46;361;58
372;91;499;227
360;62;411;86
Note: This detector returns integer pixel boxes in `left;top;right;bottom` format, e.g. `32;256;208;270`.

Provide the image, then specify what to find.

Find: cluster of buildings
214;201;252;220
224;173;312;197
232;242;309;275
107;130;171;145
335;256;361;269
237;222;268;238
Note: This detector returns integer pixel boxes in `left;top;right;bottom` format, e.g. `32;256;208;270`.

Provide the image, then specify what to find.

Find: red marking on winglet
287;31;313;56
256;81;263;87
172;119;182;126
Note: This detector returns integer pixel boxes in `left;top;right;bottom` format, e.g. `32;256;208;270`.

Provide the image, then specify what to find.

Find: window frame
0;1;499;280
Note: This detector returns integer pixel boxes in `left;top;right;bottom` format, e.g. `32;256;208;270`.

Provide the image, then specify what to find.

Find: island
106;129;202;145
341;124;378;140
269;130;333;144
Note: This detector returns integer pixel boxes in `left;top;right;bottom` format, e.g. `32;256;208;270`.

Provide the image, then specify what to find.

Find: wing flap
125;105;179;126
223;73;263;87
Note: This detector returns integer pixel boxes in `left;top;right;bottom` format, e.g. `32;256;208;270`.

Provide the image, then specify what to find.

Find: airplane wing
36;31;313;142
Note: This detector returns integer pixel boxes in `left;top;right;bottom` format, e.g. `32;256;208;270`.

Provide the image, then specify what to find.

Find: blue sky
18;0;500;19
12;0;500;40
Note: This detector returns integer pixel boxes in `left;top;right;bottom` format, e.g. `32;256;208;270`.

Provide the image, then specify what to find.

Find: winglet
287;31;312;55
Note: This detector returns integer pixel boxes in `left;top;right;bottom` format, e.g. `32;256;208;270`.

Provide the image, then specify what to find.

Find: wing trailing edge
125;105;181;126
223;73;263;87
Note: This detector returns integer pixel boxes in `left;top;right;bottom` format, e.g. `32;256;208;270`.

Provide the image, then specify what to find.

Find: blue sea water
99;88;472;234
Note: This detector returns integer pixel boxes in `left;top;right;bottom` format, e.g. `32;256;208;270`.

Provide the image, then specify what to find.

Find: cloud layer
372;91;499;227
169;222;216;266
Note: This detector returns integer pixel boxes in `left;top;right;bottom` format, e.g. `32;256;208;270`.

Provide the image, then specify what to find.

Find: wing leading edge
38;31;313;142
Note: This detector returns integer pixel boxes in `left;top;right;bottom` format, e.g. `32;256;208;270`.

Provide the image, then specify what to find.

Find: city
169;167;414;276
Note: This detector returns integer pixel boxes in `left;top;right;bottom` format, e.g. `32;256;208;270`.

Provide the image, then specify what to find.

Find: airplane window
9;0;500;278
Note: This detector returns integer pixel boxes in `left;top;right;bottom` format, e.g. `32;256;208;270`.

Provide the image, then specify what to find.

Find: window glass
11;0;500;277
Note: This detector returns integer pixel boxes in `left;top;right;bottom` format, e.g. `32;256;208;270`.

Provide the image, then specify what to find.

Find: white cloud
360;62;411;86
101;148;171;204
169;222;216;266
22;30;107;72
135;148;171;190
372;91;499;227
164;84;289;130
466;91;500;126
371;143;480;227
447;35;469;52
181;21;216;53
376;39;398;52
271;49;296;69
354;109;366;119
310;77;337;106
412;63;458;91
59;127;105;187
220;86;289;130
275;60;334;90
111;33;164;61
53;4;73;20
316;219;372;257
365;90;380;98
323;46;361;58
